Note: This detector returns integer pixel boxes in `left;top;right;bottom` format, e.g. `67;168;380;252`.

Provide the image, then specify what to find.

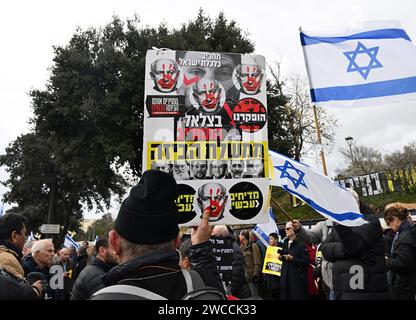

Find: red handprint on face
197;183;227;221
242;66;260;92
204;188;227;218
157;63;177;89
200;82;220;110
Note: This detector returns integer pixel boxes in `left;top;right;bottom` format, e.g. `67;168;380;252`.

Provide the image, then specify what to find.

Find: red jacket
306;244;318;295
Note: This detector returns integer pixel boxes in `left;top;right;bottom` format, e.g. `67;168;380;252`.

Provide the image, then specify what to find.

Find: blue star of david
343;41;383;80
275;160;308;189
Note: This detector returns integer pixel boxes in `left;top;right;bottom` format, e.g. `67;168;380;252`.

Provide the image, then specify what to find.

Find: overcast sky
1;0;415;217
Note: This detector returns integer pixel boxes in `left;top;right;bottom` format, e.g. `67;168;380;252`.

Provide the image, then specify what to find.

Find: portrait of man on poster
235;63;264;95
197;182;228;222
150;58;180;93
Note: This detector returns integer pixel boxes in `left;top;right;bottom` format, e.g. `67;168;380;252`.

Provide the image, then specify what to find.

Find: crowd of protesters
1;169;415;300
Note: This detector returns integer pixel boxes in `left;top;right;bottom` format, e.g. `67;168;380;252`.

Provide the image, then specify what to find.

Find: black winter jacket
385;220;416;300
384;229;396;255
75;253;88;280
228;242;251;298
320;214;389;300
94;241;225;299
71;256;114;300
0;267;40;300
280;238;310;300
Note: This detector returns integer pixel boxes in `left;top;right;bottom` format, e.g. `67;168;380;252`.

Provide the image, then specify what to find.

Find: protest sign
210;236;234;283
143;49;270;225
262;246;282;277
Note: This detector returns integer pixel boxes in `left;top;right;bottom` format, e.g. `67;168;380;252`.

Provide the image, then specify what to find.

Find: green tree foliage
0;134;82;241
84;213;114;241
267;79;293;157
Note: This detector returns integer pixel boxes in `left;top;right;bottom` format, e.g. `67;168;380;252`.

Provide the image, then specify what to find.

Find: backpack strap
181;269;205;293
90;284;168;300
91;270;207;300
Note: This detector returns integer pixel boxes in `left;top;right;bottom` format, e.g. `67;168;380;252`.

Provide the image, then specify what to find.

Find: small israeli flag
28;231;35;241
300;20;416;107
93;235;99;245
252;208;280;247
269;150;366;227
0;202;4;216
63;234;80;250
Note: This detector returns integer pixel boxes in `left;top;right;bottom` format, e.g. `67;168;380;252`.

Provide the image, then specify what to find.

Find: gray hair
23;240;36;250
31;239;52;256
211;225;229;237
119;236;177;261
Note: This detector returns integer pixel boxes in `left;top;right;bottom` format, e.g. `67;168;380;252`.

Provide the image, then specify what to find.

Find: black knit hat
115;170;179;244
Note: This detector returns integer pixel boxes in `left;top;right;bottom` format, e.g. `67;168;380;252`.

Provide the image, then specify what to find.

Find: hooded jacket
0;240;25;278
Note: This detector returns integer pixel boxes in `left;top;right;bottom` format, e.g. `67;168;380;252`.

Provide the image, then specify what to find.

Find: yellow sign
147;141;268;163
262;246;282;276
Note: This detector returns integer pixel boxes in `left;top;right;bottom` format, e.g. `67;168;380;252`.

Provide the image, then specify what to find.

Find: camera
27;272;47;298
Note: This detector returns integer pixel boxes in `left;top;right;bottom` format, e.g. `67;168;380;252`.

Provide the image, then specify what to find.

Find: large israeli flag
269;150;366;226
252;208;280;247
300;20;416;107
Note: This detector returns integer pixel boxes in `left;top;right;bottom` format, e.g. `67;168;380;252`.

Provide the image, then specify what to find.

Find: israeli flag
269;150;366;227
93;235;99;245
28;231;35;241
300;20;416;107
0;202;3;216
252;208;280;247
63;234;80;250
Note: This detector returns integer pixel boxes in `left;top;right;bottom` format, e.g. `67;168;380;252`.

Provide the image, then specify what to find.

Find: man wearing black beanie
90;170;225;300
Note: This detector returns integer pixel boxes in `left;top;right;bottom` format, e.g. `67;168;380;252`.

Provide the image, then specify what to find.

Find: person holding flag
319;206;389;300
268;148;388;299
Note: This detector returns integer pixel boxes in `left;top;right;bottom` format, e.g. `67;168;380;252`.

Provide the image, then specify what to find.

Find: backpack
90;269;226;300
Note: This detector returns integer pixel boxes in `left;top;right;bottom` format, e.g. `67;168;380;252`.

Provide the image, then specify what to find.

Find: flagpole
299;26;328;176
312;105;328;176
270;196;294;222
